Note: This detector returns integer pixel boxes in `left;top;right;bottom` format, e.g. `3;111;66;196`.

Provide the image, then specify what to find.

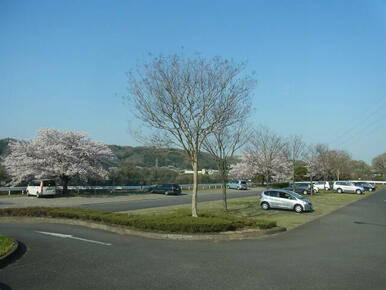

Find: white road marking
36;231;112;246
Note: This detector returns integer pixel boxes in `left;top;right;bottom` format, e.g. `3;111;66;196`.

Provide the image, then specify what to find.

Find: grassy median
0;207;276;233
0;235;15;257
126;189;380;230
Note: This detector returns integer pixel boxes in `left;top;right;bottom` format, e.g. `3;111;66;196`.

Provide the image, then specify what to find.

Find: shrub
269;182;289;188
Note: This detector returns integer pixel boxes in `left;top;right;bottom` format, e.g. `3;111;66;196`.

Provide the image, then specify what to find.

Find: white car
313;181;330;191
333;181;364;194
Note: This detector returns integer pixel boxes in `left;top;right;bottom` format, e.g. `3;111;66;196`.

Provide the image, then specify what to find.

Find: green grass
127;189;379;230
0;207;276;233
0;235;15;257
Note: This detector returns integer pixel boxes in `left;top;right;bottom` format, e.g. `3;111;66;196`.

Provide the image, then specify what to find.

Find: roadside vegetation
0;235;15;257
0;207;276;233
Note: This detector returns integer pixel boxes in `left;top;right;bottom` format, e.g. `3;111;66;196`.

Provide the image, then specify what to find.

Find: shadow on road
0;241;27;270
0;283;12;290
354;221;386;227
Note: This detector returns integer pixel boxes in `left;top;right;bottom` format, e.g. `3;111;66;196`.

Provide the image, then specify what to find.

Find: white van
26;179;57;197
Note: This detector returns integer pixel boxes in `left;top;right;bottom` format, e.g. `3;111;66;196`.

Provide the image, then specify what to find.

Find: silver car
227;180;247;190
259;189;313;213
333;181;364;194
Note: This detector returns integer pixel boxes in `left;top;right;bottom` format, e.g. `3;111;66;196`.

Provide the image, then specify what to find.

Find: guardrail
1;181;384;195
0;183;224;195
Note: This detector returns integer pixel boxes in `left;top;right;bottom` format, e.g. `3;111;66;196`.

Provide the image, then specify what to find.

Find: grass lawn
0;235;15;257
125;189;380;230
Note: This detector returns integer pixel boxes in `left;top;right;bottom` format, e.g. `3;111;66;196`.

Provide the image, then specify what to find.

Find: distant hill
108;145;218;170
0;139;218;170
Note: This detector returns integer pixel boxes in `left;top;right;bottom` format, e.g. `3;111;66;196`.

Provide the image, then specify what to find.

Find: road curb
0;238;19;268
0;217;286;241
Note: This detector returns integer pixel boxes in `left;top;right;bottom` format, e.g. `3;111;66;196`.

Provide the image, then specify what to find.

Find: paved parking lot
0;188;260;211
0;192;167;209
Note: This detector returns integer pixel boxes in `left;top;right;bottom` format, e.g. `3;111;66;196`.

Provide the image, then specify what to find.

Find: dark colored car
284;183;311;195
149;183;182;195
353;182;376;192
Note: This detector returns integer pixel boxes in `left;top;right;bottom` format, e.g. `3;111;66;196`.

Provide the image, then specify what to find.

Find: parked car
259;189;313;213
333;181;364;194
26;179;57;198
353;182;376;192
149;183;181;195
313;181;330;190
285;183;312;194
227;180;247;190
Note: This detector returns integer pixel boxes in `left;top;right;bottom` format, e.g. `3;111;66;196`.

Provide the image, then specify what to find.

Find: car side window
268;191;277;197
278;192;288;199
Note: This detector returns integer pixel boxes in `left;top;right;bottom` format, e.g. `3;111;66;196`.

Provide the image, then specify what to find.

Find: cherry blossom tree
229;154;254;180
229;150;291;184
246;127;291;184
2;129;115;193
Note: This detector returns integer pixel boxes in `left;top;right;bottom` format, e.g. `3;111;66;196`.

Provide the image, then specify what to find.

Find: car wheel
164;191;169;195
337;188;343;193
303;190;308;195
369;188;373;192
356;189;362;195
294;204;303;213
261;202;270;210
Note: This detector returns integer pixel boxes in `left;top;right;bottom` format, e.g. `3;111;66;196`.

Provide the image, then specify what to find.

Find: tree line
229;128;383;185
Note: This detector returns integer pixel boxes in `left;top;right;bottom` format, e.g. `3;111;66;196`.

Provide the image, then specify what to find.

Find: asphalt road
79;189;260;212
1;189;385;289
0;189;260;212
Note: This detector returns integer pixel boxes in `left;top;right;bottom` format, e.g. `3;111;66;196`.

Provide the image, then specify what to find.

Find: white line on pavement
36;231;112;246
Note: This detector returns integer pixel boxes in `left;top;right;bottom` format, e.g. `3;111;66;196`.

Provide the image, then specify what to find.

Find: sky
0;0;385;164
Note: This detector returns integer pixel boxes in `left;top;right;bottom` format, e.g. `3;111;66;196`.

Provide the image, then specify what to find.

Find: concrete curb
0;238;19;268
0;217;286;241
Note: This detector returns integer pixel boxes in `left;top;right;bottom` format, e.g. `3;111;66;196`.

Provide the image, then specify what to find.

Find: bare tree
328;150;351;180
285;135;306;184
2;129;115;193
304;144;320;194
127;53;254;217
247;127;291;184
315;144;332;180
202;123;251;210
372;152;386;177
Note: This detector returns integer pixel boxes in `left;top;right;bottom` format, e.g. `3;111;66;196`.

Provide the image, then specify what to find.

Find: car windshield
286;191;303;199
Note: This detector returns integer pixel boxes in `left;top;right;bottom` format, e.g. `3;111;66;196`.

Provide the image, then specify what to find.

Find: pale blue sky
0;0;385;163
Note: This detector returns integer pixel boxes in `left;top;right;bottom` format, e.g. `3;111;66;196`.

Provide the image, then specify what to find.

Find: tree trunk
191;156;198;217
293;161;296;184
221;167;228;210
61;176;70;194
309;176;313;195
